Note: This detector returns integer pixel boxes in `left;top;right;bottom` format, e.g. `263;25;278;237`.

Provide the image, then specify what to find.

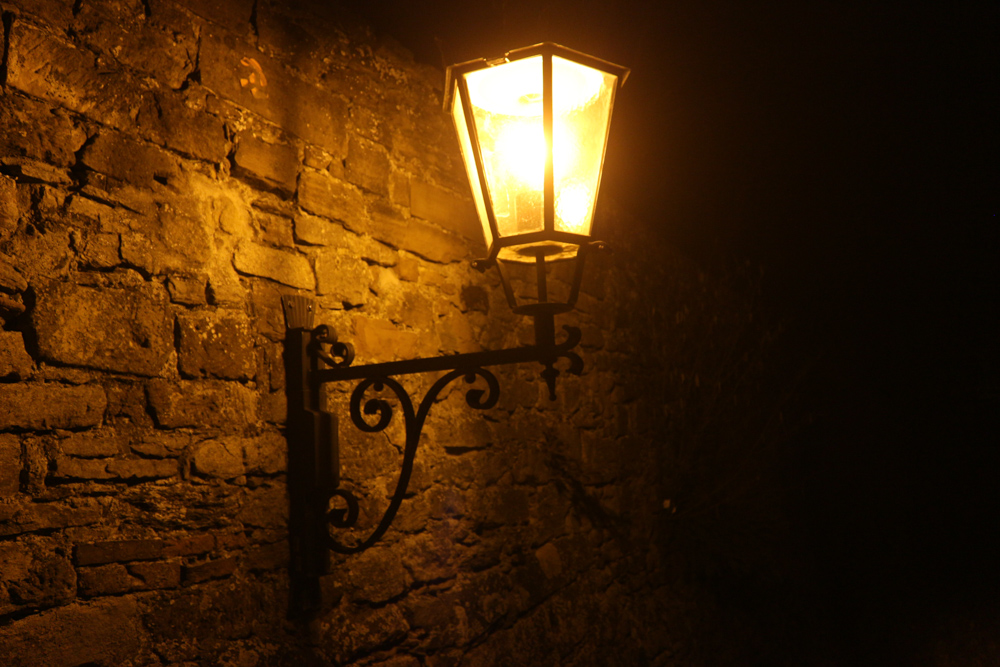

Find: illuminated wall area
0;0;764;664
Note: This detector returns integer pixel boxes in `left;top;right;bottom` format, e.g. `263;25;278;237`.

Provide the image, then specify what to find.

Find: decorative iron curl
326;367;499;555
312;324;355;368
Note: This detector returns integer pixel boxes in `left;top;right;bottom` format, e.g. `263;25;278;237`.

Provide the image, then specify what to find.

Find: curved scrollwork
326;367;499;555
312;324;355;368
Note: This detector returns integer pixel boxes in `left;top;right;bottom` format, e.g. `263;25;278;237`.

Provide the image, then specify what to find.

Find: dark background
355;1;997;662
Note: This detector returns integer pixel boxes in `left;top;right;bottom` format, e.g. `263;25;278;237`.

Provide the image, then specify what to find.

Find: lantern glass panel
452;91;493;249
552;56;618;236
465;56;546;242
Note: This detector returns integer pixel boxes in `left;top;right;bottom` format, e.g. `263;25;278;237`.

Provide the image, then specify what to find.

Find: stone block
73;2;197;89
345;136;390;196
130;442;168;458
255;208;295;248
534;542;564;579
192;437;245;479
147;379;259;430
32;281;173;377
78;563;134;596
0;384;106;431
233;135;299;193
137;90;229;162
233;241;315;290
0;332;33;379
0;540;76;610
244;431;286;475
0;498;104;538
315;250;370;304
236;484;286;529
345;547;411;605
0;252;28;293
410;179;480;242
177;311;255;381
0;597;144;667
81;131;180;190
353;316;422;362
163;534;216;557
0;94;87;167
58;428;121;458
294;212;346;246
318;603;410;665
199;27;348;153
0;434;22;496
367;200;469;264
183;556;238;584
78;232;121;270
128;560;182;590
6;21;148;131
166;274;208;306
245;541;287;571
297;169;366;228
0;158;72;186
76;539;166;566
105;458;178;479
1;0;75;30
51;456;114;480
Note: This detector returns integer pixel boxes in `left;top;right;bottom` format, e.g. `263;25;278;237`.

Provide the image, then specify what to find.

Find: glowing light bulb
495;121;545;187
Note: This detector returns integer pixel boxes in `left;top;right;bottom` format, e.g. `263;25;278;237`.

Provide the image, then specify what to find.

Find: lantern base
499;241;579;263
479;240;608;317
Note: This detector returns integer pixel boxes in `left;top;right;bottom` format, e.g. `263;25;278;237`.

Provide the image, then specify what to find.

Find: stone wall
0;1;684;665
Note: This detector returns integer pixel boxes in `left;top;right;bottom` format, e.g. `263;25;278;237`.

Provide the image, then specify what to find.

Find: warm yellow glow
456;51;618;260
466;56;605;116
494;121;545;187
555;183;594;232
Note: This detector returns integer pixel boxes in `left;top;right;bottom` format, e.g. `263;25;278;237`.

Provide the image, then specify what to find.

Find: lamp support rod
282;294;583;617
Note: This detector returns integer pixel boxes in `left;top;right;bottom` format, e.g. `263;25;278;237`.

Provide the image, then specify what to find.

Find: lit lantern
445;43;629;266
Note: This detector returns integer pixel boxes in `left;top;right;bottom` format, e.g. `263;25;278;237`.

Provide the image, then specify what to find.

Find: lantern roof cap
443;42;630;111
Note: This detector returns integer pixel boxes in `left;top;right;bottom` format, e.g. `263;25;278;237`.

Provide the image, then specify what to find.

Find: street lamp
283;44;628;612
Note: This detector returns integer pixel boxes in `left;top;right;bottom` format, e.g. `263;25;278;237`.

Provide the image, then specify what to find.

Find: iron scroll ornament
281;295;583;609
328;367;501;554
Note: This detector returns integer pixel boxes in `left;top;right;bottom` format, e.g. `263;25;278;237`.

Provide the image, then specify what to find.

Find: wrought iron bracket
281;294;583;614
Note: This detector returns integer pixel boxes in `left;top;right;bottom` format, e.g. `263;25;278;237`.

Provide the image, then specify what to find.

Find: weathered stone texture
367;201;469;264
298;168;366;227
72;1;198;89
32;281;173;377
192;437;245;479
410;179;480;242
345;135;391;196
0;538;77;611
81;131;180;189
199;27;348;153
183;556;238;584
315;250;371;304
0;2;680;664
233;135;299;193
177;310;255;380
233;240;315;290
75;539;166;566
0;332;33;379
0;597;144;667
147;380;259;430
136;90;230;162
0;94;88;167
0;384;106;431
6;21;145;130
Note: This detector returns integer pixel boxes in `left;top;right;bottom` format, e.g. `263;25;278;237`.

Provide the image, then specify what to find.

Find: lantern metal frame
284;43;627;616
444;42;630;267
